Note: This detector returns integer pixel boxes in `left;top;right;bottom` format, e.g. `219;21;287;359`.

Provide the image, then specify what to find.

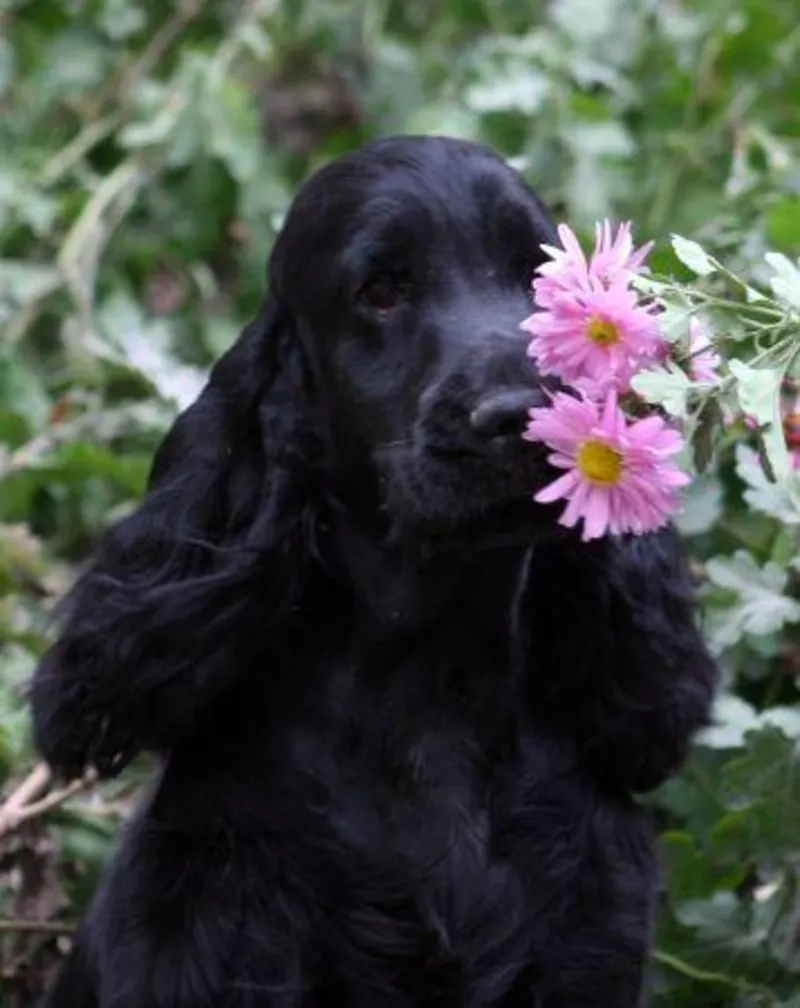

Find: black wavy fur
32;136;717;1007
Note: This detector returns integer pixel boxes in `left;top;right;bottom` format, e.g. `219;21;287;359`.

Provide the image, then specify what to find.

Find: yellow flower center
586;315;620;346
576;440;624;485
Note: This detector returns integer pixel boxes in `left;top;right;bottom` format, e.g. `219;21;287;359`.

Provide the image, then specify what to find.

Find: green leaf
723;728;800;856
630;364;692;417
659;831;720;902
675;892;740;943
697;694;761;749
32;29;111;101
729;361;782;426
656;303;692;345
764;251;800;309
705;550;800;651
98;0;146;39
699;693;800;749
735;445;800;524
0;168;59;236
0;648;34;769
729;360;791;480
25;442;150;497
671;236;716;276
466;67;550;114
551;0;628;44
205;77;263;183
0;259;60;319
0;349;50;430
759;707;800;740
119;106;181;149
92;292;207;409
676;473;723;536
53;814;118;866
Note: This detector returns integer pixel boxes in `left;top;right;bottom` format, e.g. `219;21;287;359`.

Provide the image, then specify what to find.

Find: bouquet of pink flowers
520;222;800;541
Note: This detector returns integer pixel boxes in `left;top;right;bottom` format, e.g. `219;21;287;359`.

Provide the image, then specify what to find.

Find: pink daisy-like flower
533;221;654;307
524;390;690;541
521;279;662;395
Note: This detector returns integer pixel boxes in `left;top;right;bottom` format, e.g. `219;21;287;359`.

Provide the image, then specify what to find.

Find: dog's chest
277;631;534;985
305;711;526;967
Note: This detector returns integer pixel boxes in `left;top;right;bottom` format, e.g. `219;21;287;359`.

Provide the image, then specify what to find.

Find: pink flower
521;280;662;396
686;319;721;384
533;221;653;307
591;219;654;284
524;390;690;541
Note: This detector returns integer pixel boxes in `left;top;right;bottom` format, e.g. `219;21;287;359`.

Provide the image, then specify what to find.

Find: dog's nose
470;389;544;439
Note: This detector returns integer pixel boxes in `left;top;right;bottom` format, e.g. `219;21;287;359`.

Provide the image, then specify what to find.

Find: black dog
32;136;716;1007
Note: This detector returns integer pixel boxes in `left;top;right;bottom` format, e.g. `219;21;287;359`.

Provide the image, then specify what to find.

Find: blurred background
1;0;800;1004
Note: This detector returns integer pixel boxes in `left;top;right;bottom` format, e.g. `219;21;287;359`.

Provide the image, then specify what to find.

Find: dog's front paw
31;672;136;781
86;714;139;777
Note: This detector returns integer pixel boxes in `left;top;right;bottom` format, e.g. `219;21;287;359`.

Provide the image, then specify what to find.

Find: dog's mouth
378;430;555;532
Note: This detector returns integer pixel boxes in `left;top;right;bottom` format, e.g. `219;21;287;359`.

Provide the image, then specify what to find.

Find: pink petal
547;452;579;469
534;469;581;504
560;479;590;528
582;487;611;540
599;389;621;438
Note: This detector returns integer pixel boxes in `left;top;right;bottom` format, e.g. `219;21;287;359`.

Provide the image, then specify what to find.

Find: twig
0;764;51;830
0;278;62;349
0;768;97;838
57;157;151;318
652;949;771;998
38;113;123;188
0;920;76;936
118;0;206;104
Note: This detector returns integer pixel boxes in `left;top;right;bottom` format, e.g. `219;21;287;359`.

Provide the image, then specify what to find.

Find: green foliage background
2;0;800;1003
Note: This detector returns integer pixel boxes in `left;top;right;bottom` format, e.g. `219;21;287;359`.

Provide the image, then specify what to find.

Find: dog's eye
358;274;409;315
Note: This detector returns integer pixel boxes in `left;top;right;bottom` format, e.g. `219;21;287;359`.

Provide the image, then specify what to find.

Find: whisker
376;438;414;449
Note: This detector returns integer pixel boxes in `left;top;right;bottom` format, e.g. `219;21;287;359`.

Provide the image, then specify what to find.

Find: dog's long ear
31;297;320;777
525;527;717;792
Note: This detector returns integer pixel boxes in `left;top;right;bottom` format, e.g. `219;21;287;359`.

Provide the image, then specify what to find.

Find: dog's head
265;135;560;532
37;139;568;742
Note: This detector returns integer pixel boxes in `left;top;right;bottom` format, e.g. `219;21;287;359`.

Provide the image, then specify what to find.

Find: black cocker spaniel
32;135;717;1008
